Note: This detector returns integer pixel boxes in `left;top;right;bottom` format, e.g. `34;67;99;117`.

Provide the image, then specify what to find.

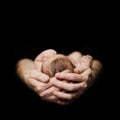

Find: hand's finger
39;86;58;98
78;68;92;76
55;69;70;75
56;90;84;105
53;79;88;91
54;90;77;100
56;100;73;105
30;70;49;82
29;79;49;93
74;67;92;75
41;95;57;103
55;72;88;82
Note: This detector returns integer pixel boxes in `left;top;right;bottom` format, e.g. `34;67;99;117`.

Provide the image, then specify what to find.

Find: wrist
22;72;33;89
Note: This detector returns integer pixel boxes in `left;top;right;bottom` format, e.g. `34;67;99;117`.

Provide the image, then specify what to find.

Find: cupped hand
52;68;92;105
26;68;61;103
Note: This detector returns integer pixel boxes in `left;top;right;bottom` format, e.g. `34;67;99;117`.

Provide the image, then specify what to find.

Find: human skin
41;54;75;77
35;49;92;75
34;49;93;104
34;49;75;78
16;49;102;105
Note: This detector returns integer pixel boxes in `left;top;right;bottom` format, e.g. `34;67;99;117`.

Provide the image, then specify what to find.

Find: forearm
90;60;103;85
16;59;35;88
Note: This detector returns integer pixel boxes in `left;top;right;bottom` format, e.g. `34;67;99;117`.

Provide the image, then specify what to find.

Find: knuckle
73;75;78;80
82;83;87;89
67;95;73;100
68;86;75;91
35;86;41;92
39;93;44;97
41;96;46;100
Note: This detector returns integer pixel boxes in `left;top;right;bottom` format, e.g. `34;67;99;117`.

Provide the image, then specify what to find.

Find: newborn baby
42;54;75;77
34;49;92;77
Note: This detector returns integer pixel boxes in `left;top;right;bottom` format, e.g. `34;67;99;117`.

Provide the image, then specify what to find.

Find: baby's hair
42;55;75;77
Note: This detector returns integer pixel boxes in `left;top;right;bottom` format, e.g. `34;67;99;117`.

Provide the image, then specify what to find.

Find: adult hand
26;61;60;103
33;51;92;105
17;59;59;103
53;68;92;105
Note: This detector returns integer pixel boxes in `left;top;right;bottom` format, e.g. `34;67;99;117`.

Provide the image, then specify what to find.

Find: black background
9;32;117;118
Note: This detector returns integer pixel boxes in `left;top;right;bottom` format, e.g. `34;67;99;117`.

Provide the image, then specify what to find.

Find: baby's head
42;54;75;77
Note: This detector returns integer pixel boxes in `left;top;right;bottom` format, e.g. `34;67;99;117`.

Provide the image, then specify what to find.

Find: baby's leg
35;49;57;62
34;49;57;70
75;55;92;73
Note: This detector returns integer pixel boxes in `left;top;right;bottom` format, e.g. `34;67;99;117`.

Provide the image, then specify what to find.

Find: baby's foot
35;49;57;62
76;55;92;73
